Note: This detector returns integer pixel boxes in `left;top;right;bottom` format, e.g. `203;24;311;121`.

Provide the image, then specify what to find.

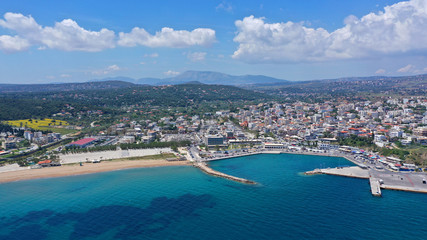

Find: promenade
59;148;173;164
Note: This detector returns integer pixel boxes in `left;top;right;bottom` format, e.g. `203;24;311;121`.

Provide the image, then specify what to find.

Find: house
37;160;60;167
66;138;97;148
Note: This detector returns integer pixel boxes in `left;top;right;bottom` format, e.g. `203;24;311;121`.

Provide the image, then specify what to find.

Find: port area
306;166;427;196
305;166;370;179
194;162;256;184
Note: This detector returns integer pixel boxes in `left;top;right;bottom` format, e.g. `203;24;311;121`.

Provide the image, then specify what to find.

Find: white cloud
107;65;120;71
60;74;71;78
0;12;215;53
144;53;159;58
118;27;216;48
0;12;115;52
233;0;427;63
216;2;233;12
92;64;121;75
164;70;180;76
187;51;207;62
0;35;30;53
375;69;386;74
397;64;415;73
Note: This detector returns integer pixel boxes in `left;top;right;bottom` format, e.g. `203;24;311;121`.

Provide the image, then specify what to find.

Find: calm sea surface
0;153;426;240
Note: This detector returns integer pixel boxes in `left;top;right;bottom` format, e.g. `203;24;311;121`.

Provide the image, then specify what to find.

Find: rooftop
69;137;97;146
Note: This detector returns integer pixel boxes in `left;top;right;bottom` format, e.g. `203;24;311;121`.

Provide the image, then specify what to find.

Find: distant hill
90;76;136;83
0;81;135;93
3;72;427;96
0;83;274;120
154;71;289;86
95;71;290;86
246;74;427;97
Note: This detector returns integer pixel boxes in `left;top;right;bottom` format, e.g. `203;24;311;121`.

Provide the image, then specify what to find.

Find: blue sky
1;0;426;83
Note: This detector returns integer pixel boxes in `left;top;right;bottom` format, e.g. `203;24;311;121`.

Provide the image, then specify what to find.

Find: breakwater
194;162;256;184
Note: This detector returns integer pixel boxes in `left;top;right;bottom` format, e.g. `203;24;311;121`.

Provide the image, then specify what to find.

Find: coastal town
1;95;426;195
2;1;427;238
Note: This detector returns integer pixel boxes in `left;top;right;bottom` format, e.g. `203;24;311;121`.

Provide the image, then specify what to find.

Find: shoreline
0;159;190;184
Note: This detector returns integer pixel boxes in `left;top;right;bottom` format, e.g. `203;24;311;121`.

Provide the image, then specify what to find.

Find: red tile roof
69;138;96;146
38;160;52;164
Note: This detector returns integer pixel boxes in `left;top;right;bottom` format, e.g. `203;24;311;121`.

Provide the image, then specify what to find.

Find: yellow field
4;118;69;130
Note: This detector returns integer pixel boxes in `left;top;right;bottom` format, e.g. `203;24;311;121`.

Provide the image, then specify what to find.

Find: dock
369;178;382;197
305;166;370;179
194;162;256;184
305;166;383;197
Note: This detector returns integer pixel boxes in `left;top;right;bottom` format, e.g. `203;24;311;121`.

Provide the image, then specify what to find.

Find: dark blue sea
0;153;426;240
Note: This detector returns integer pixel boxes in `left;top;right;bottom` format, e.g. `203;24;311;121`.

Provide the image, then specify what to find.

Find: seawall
194;162;256;184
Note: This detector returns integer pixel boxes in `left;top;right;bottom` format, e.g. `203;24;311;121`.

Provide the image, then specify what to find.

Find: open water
0;153;426;240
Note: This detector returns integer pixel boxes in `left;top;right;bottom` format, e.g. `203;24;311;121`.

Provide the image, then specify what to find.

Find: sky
1;0;427;83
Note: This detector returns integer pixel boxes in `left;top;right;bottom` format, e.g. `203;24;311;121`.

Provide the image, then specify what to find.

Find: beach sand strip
0;159;190;184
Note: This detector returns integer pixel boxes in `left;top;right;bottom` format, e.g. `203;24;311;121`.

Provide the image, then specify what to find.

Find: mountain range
92;71;289;86
1;71;426;94
0;81;134;93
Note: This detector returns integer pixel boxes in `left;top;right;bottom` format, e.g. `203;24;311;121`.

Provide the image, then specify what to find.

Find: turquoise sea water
0;153;426;240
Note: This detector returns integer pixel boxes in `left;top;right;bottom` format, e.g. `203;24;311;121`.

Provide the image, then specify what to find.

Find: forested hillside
0;83;272;120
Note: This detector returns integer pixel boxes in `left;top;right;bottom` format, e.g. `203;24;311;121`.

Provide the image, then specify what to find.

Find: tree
171;145;178;152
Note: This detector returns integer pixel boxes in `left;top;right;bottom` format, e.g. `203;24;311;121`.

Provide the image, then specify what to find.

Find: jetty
194;162;256;184
305;166;385;196
305;166;369;179
369;177;382;197
305;165;427;196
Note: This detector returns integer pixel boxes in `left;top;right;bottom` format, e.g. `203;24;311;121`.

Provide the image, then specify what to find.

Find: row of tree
62;140;191;154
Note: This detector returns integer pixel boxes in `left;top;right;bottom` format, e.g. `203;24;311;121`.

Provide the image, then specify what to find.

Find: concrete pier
194;162;256;184
369;178;382;197
305;166;427;195
305;166;370;179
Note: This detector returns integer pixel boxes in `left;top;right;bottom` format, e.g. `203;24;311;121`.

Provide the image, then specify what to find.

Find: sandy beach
0;159;190;184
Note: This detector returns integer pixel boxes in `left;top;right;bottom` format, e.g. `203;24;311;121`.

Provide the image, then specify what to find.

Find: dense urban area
0;74;426;174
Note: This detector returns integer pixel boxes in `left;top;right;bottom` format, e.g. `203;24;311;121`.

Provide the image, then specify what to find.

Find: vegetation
0;84;272;124
5;118;69;130
63;144;117;154
62;141;191;154
337;135;373;148
377;148;410;160
0;123;24;137
405;148;427;167
247;74;427;102
104;153;177;162
119;141;191;150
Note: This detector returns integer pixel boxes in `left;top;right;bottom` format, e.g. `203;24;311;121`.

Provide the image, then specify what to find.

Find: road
345;152;427;192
